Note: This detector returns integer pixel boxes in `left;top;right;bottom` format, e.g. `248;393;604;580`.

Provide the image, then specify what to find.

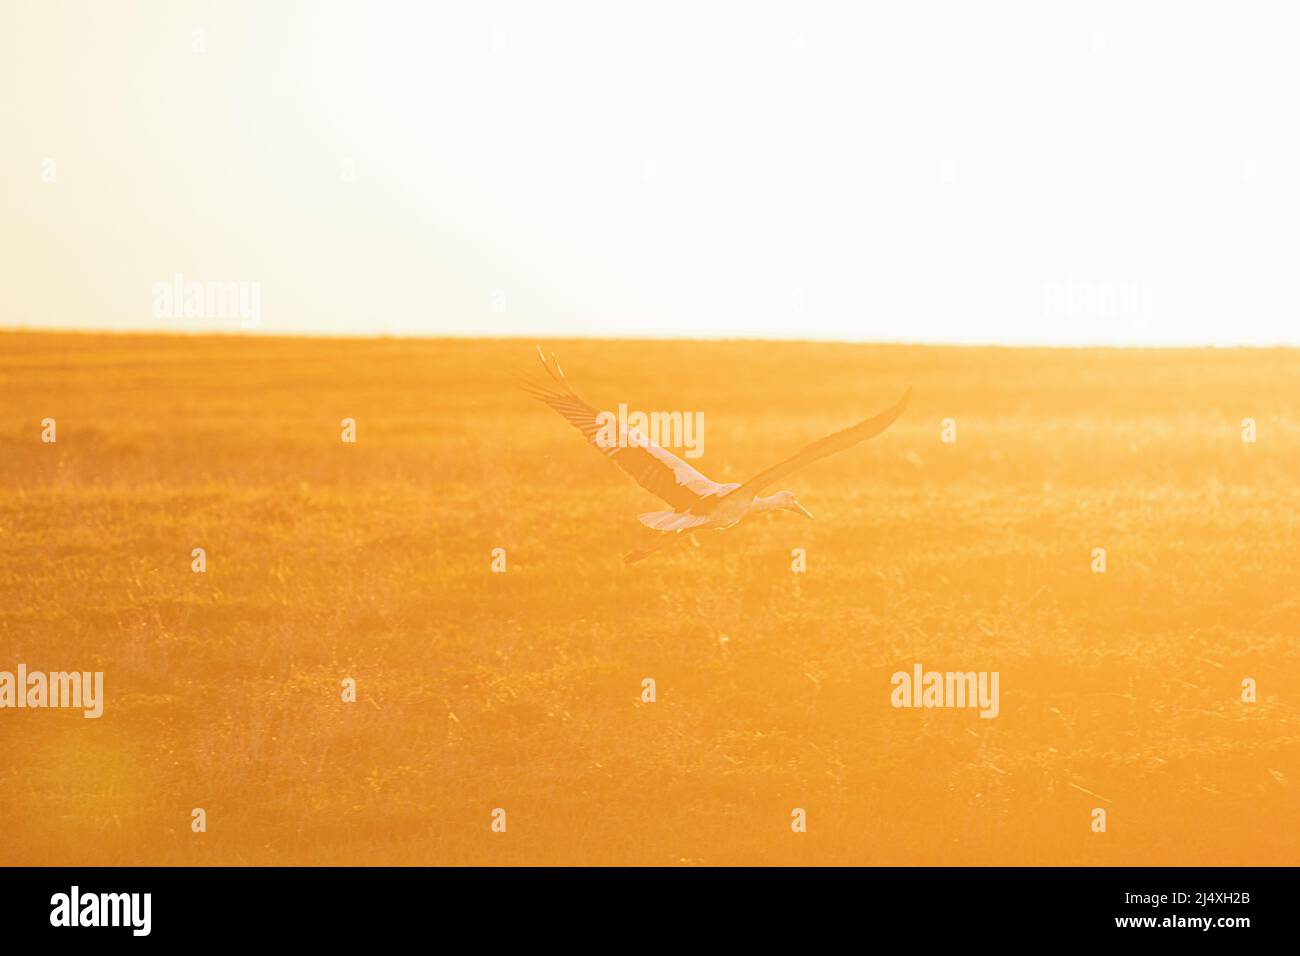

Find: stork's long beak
789;502;814;520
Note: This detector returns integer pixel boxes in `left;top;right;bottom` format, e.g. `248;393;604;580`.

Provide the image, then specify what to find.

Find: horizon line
3;325;1298;352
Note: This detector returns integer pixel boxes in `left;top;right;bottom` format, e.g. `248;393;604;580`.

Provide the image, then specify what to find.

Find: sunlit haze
4;1;1298;344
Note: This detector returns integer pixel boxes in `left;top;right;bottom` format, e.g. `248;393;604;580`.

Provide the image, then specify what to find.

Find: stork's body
637;487;802;531
523;348;910;563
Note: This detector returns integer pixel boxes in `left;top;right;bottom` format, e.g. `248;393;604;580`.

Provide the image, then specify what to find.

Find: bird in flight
523;347;911;563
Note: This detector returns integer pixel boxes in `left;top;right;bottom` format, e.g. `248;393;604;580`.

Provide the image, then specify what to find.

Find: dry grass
0;331;1297;865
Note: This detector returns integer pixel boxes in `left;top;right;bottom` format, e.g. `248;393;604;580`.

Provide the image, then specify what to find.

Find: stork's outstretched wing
733;387;912;496
522;347;727;511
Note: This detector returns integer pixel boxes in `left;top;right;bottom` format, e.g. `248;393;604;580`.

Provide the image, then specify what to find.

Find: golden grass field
1;331;1297;865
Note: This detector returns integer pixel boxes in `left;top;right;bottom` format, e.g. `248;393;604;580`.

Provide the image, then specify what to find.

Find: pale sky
3;1;1298;345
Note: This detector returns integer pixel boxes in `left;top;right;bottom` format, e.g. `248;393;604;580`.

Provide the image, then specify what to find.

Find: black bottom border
0;866;1291;943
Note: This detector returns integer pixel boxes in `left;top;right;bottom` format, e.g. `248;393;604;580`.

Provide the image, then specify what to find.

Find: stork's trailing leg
624;532;691;565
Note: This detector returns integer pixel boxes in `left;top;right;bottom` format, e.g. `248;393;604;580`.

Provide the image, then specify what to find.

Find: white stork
523;347;911;563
